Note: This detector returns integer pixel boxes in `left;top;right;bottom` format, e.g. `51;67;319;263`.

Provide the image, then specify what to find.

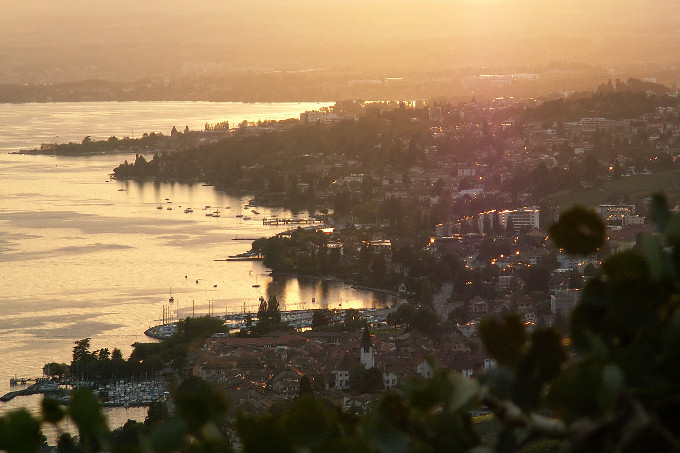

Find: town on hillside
109;81;680;414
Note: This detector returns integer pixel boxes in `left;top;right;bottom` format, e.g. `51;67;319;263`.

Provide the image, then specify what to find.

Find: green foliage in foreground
3;195;680;452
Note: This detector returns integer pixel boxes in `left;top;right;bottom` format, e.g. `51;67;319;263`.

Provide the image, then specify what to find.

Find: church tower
360;325;374;369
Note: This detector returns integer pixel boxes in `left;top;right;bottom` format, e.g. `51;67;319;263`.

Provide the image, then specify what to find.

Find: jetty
214;251;263;262
10;377;36;386
262;218;324;226
1;379;60;402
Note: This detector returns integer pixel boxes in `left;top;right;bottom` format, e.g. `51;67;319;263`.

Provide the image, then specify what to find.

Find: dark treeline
113;107;433;194
529;79;678;121
44;316;227;382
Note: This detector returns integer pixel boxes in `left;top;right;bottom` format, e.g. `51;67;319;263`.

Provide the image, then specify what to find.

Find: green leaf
479;314;527;369
598;364;625;413
548;358;621;423
448;372;480;413
548;207;605;256
481;366;515;399
642;234;668;280
649;193;671;233
0;409;43;453
41;397;65;424
69;388;109;448
511;328;568;411
174;376;228;435
149;417;189;452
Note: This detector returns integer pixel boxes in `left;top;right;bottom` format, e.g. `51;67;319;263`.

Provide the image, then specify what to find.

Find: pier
1;379;59;402
1;377;168;406
262;218;324;226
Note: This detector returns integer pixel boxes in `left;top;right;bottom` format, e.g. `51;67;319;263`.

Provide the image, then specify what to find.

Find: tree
311;308;333;329
299;375;313;397
42;362;69;378
349;365;384;394
144;401;170;428
72;338;93;364
267;295;281;325
97;348;110;361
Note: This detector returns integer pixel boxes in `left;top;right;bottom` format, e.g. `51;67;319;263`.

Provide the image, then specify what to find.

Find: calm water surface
0;102;394;440
0;101;332;152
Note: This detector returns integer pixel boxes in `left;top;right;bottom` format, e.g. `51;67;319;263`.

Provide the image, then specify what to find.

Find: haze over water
0;101;331;153
0;102;395;433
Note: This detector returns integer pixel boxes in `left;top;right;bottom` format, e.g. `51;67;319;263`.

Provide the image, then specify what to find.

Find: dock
215;251;263;262
262;218;324;226
1;379;60;402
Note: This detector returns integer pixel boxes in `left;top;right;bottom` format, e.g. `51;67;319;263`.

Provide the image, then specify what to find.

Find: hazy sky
1;0;679;83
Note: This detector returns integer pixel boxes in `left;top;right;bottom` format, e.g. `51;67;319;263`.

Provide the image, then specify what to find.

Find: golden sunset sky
1;0;679;83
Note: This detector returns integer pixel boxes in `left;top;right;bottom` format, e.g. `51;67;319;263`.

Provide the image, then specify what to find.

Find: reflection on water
266;275;397;311
0;152;390;430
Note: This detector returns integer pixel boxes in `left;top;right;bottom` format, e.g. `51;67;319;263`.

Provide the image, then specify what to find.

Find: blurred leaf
69;388;109;449
579;277;608;309
479;314;527;369
497;427;518;453
149;416;188;453
548;357;620;423
448;373;480;413
649;193;671;233
513;329;567;411
481;366;515;399
642;235;668;280
548;207;605;256
281;396;339;451
602;250;650;284
0;409;43;453
598;364;625;413
468;447;494;453
236;412;293;453
174;376;227;435
41;397;65;424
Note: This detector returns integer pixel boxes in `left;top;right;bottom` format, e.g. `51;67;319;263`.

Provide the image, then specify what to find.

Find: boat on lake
184;207;193;213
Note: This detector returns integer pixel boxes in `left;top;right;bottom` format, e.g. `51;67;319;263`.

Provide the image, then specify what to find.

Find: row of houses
194;325;496;414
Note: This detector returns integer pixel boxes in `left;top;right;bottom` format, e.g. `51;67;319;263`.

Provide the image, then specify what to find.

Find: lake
0;101;396;440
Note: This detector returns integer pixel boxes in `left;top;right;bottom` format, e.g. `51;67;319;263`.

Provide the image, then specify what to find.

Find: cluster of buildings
191;325;496;414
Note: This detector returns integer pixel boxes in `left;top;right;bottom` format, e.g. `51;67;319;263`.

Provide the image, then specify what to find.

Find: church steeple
360;325;374;369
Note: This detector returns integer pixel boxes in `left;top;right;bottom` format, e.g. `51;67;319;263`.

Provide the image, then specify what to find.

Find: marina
0;101;382;427
144;306;394;340
1;377;167;407
262;218;325;226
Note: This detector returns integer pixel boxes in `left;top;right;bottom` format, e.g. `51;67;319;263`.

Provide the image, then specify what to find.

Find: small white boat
184;207;193;213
